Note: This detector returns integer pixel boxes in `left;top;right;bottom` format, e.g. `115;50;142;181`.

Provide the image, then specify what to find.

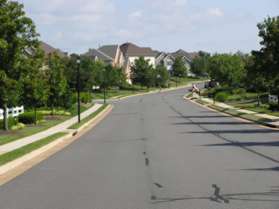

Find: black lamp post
102;68;106;104
76;57;81;123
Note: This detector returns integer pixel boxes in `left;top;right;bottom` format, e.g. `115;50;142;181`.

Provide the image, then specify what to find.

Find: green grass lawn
0;132;67;166
0;103;95;146
70;104;108;129
169;77;205;87
0;115;70;146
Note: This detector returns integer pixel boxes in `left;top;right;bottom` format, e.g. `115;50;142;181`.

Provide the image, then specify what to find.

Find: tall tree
208;54;246;88
172;56;187;77
190;51;210;77
20;49;49;123
131;57;155;87
252;16;279;108
46;53;67;114
0;0;38;129
156;64;170;87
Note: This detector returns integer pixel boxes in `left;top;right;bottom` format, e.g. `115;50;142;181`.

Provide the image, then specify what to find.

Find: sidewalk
0;104;103;155
191;93;279;128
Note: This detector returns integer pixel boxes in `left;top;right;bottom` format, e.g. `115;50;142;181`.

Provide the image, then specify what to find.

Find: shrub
18;112;43;124
269;103;279;111
0;117;18;129
214;92;229;102
80;92;93;104
232;88;246;95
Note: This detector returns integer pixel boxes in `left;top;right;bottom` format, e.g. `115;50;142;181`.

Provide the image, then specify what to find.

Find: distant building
120;42;157;83
39;41;67;58
85;45;125;68
155;52;175;72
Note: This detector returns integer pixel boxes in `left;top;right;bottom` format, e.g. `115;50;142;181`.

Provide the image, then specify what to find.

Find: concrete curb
184;95;279;129
0;104;113;186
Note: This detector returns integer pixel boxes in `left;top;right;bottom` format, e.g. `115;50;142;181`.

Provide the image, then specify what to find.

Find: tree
131;57;156;87
46;53;68;114
156;64;170;87
0;0;38;130
19;49;49;123
190;51;210;77
252;16;279;108
172;56;187;77
207;54;246;88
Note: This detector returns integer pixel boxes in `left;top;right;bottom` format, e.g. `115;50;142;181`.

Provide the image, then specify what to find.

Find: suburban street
0;87;279;209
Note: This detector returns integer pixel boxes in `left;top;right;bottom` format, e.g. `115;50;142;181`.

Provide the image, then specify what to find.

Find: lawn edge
0;104;113;186
184;95;279;129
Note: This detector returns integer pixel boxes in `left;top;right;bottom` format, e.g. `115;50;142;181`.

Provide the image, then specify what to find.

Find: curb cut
0;104;113;186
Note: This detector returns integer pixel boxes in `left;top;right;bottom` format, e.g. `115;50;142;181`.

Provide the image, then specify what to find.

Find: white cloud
207;8;224;17
129;10;143;19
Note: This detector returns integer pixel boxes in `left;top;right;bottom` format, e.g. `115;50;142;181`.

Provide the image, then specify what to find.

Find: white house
120;43;157;83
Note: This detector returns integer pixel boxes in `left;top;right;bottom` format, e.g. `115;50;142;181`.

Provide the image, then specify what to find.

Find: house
120;42;157;83
171;49;199;77
39;41;67;58
85;45;125;68
155;52;175;72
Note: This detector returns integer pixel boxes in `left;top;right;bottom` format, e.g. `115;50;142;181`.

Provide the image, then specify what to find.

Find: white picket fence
0;106;24;120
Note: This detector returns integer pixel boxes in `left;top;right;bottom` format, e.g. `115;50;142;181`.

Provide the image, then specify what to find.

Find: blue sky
18;0;278;54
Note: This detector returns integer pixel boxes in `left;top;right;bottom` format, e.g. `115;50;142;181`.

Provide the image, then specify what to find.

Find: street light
102;68;106;104
76;57;81;123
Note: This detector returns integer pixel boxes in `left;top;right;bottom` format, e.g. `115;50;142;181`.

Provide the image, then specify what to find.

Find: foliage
46;53;68;110
80;92;93;104
207;54;246;88
156;64;170;87
18;112;43;124
172;56;188;77
214;92;229;102
0;117;18;128
190;51;210;77
0;0;38;129
131;57;156;87
252;16;279;106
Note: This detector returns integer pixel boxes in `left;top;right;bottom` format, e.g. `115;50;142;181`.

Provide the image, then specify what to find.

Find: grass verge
69;104;109;130
0;132;67;166
207;104;273;125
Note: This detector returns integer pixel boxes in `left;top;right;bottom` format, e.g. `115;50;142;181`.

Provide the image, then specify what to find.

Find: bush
232;88;246;95
80;92;93;104
214;92;229;102
269;103;279;111
18;112;43;124
0;117;18;129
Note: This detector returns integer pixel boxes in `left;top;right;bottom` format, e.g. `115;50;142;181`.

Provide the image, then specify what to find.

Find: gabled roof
85;48;113;62
172;49;192;62
120;42;157;57
98;45;119;59
40;41;67;58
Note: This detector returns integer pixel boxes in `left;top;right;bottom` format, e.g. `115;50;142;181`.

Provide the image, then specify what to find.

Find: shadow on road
203;141;279;147
241;167;279;172
186;129;279;134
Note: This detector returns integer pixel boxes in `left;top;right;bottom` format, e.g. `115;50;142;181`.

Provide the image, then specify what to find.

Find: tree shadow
241;167;279;172
203;141;279;147
187;128;279;134
152;190;279;204
173;121;251;125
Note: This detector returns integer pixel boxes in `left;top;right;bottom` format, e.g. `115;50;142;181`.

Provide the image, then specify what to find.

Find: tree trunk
3;104;8;131
257;93;260;107
34;107;37;125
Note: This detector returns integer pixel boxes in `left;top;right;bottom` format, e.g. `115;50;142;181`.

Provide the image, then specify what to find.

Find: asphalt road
0;88;279;209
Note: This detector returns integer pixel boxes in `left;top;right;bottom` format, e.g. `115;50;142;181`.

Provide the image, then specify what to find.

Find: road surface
0;88;279;209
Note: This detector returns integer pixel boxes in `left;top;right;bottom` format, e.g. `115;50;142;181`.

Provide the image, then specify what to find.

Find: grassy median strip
69;104;109;130
0;132;67;166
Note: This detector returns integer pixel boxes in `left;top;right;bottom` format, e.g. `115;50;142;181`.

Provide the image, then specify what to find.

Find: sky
18;0;279;54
